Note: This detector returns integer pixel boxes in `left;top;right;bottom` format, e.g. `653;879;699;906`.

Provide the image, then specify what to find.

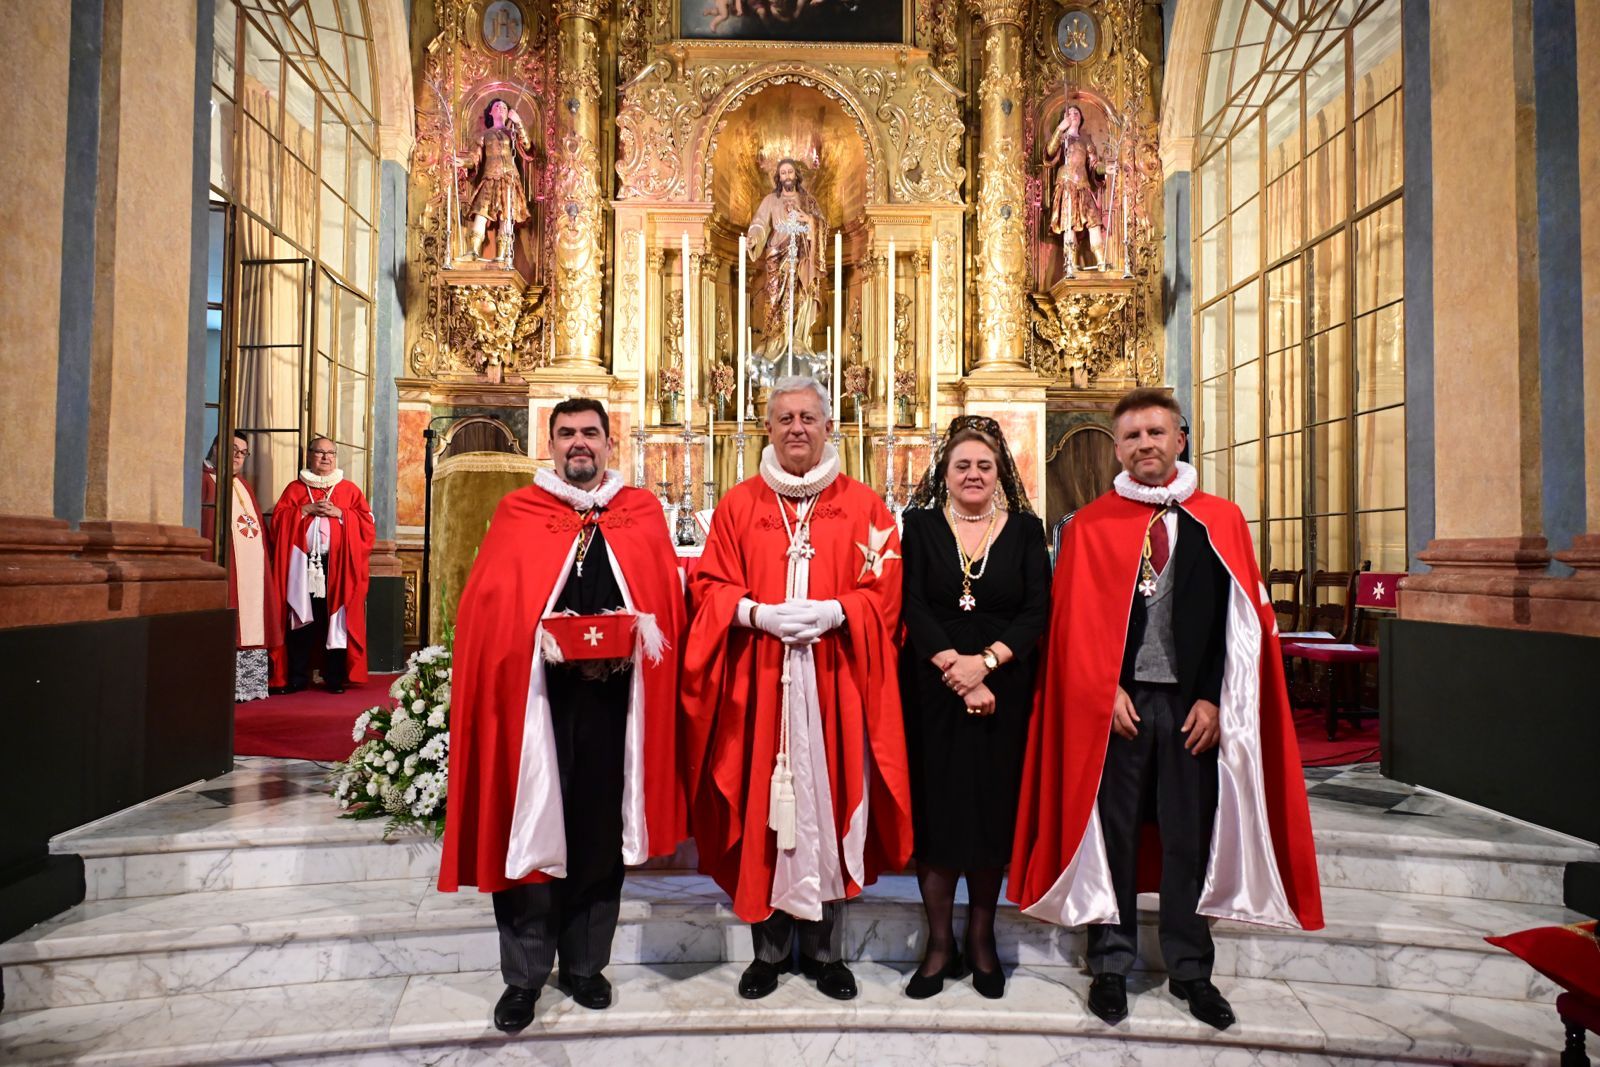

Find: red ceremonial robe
438;473;687;893
267;477;375;686
1008;485;1323;932
683;471;913;924
201;468;283;650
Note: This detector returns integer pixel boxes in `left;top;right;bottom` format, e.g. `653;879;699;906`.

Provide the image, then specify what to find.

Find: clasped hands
1111;685;1221;754
745;598;845;647
300;500;342;519
932;649;995;717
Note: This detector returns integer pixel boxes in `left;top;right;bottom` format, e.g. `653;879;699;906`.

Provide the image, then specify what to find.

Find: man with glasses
268;436;375;694
201;431;282;702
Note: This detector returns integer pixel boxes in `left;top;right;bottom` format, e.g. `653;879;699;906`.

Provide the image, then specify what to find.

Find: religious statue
1045;104;1107;275
458;98;534;264
745;159;829;388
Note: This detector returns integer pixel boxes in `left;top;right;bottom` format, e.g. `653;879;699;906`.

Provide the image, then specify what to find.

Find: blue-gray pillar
183;0;216;531
1533;0;1585;574
1401;0;1435;571
53;0;105;526
372;159;407;542
1163;171;1193;416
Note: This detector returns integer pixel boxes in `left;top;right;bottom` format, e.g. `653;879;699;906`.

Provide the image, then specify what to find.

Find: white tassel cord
768;494;813;853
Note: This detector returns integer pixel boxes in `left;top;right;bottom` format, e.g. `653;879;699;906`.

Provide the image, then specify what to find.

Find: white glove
783;599;845;646
737;599;814;643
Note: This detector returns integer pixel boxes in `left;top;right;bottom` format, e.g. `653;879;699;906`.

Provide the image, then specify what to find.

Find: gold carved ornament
973;32;1029;355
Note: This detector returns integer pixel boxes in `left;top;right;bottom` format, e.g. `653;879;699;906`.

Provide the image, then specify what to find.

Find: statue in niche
458;98;534;265
1045;104;1107;275
744;159;830;389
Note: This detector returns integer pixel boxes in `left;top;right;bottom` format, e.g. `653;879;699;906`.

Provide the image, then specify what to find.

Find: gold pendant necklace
1138;507;1169;598
945;504;998;611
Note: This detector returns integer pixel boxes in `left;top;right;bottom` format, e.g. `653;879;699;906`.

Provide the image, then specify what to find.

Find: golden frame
673;0;916;45
1050;3;1100;67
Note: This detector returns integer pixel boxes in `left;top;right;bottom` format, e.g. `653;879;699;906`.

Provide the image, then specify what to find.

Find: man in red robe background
268;436;374;693
683;376;913;1003
201;431;281;702
440;398;686;1033
1009;388;1322;1030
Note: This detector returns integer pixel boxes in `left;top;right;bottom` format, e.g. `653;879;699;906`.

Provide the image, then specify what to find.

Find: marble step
0;874;1573;1011
0;961;1568;1066
52;776;1598;907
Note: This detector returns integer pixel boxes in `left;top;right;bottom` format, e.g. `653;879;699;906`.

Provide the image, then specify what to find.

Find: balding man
268;436;375;694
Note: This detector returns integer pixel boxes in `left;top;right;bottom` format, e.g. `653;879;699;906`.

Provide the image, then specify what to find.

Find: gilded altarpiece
397;0;1164;544
612;21;969;494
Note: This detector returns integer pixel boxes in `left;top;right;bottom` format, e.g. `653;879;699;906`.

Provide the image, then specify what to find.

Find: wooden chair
1282;570;1400;740
1267;568;1304;634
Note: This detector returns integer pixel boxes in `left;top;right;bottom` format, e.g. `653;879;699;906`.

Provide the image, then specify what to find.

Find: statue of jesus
745;159;827;365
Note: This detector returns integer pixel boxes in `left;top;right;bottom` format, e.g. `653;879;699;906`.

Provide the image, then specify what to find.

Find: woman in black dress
899;417;1051;1000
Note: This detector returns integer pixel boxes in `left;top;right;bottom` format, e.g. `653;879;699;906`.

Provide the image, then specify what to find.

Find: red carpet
235;676;400;762
1293;704;1381;767
237;675;1378;767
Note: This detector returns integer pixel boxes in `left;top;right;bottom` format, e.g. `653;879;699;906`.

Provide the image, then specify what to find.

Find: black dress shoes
738;958;784;999
557;971;613;1010
799;957;858;1001
493;984;539;1032
1087;973;1129;1024
1170;977;1236;1030
904;952;965;1000
970;964;1006;1000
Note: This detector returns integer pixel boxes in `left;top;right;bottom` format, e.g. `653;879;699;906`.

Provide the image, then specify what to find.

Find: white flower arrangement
330;641;453;838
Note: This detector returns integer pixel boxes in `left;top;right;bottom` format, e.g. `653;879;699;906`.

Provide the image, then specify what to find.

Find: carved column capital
970;0;1027;30
554;0;603;23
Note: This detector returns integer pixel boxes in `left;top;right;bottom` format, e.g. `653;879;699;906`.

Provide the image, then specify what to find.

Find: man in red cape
439;399;686;1033
683;377;913;1003
1009;388;1321;1030
267;436;374;693
201;431;282;702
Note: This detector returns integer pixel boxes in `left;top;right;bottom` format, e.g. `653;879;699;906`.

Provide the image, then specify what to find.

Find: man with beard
440;398;687;1033
745;159;827;361
682;376;913;1002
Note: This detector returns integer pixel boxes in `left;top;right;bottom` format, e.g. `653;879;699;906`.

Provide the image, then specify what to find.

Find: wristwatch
980;647;999;671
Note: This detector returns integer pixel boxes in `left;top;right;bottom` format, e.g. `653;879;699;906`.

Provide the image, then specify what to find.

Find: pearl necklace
949;501;997;522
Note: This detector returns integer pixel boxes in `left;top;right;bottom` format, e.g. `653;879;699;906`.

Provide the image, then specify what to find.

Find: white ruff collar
299;468;344;490
1114;460;1198;507
760;443;840;499
535;466;624;511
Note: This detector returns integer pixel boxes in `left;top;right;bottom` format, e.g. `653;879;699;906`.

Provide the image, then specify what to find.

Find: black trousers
286;570;346;689
750;901;845;966
1087;682;1219;982
491;665;631;989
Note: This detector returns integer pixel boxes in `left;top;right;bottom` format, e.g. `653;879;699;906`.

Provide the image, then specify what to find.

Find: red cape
202;469;283;650
1008;488;1323;931
682;474;913;923
267;478;375;686
439;480;687;893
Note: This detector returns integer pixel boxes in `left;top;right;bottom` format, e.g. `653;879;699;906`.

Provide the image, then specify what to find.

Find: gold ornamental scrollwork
973;28;1029;366
1029;288;1132;384
552;0;602;22
617;57;687;201
552;130;605;361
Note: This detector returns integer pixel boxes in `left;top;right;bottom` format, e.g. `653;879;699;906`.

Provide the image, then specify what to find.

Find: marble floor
0;757;1595;1065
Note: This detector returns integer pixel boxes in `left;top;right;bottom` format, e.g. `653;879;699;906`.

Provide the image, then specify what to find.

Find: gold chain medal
945;504;999;611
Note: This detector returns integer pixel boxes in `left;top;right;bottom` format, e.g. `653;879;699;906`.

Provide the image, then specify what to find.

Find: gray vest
1133;553;1179;684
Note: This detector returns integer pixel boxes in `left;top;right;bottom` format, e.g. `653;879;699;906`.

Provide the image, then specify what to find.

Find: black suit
1089;508;1229;982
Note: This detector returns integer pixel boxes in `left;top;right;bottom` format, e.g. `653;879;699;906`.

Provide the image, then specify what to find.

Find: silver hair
766;376;832;421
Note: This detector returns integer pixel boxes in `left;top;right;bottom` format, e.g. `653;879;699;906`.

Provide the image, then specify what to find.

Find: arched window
1192;0;1405;576
205;0;380;515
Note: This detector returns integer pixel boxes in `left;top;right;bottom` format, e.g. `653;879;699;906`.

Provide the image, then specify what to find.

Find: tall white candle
637;231;648;431
705;402;713;483
832;230;842;417
737;234;747;430
681;233;693;419
929;236;940;433
886;238;896;426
